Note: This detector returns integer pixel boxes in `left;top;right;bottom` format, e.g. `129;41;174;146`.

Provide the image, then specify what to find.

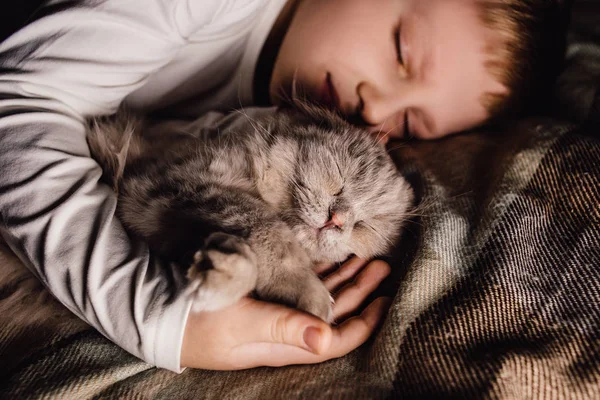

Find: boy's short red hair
477;0;572;121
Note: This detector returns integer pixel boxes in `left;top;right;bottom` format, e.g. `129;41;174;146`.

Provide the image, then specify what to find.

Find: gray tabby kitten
87;105;413;322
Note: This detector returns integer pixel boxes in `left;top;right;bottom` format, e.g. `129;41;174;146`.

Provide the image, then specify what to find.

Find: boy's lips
319;72;340;111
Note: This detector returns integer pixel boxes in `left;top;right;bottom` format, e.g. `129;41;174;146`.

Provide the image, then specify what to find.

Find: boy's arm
0;0;216;371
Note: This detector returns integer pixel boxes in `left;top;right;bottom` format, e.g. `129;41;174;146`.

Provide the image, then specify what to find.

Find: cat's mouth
305;224;351;263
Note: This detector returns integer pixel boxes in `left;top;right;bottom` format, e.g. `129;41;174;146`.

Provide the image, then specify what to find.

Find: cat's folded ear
281;97;352;131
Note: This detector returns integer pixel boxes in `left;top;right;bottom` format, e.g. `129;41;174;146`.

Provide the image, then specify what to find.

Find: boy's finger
234;301;332;354
314;261;336;275
323;257;369;293
327;296;392;358
332;260;391;321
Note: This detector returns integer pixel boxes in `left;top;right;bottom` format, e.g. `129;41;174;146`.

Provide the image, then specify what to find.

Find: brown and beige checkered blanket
1;10;600;400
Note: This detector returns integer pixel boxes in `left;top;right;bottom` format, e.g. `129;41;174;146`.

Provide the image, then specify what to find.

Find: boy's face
270;0;507;139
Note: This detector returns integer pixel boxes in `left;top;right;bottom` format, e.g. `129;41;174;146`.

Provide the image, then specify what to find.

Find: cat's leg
172;202;333;321
249;220;334;323
117;181;332;320
116;187;265;313
185;232;258;312
185;221;333;321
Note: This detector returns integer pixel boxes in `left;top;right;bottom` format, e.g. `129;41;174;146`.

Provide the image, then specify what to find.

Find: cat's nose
322;212;344;230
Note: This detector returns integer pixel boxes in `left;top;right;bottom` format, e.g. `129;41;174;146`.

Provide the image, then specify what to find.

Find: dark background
1;0;598;44
1;1;46;43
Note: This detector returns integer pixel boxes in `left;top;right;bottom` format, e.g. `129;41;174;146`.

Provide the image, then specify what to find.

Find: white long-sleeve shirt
0;0;286;372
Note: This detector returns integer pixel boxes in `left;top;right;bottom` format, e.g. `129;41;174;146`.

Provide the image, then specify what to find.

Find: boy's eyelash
394;26;404;65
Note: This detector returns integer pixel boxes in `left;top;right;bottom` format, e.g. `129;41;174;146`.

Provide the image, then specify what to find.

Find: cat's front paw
295;274;335;323
186;233;258;312
261;236;334;322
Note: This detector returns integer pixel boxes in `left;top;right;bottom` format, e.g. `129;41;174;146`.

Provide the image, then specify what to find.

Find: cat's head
269;104;414;263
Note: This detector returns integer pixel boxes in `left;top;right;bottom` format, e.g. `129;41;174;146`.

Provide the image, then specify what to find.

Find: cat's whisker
233;108;271;138
401;212;428;219
372;116;393;141
402;224;421;238
386;143;409;154
289;178;308;199
391;209;426;226
377;127;393;144
446;190;474;201
405;201;437;217
362;221;394;248
271;74;298;109
285;70;314;110
374;117;391;143
398;194;475;221
379;118;408;144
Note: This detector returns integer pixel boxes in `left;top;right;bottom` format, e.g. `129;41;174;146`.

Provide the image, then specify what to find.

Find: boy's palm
180;257;392;370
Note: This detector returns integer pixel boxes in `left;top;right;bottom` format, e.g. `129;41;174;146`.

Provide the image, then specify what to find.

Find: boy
0;0;567;372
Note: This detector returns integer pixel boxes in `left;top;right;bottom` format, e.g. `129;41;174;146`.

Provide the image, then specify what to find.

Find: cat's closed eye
295;179;311;192
353;220;366;229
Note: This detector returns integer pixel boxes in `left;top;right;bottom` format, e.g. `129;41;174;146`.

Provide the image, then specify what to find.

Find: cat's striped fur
87;106;413;321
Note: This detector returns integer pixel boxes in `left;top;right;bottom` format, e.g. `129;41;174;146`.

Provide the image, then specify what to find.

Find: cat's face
274;110;413;263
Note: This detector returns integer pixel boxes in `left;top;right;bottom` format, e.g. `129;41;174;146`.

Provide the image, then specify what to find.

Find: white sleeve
0;0;221;372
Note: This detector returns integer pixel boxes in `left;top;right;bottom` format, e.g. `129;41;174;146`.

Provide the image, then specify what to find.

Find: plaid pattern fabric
1;118;599;399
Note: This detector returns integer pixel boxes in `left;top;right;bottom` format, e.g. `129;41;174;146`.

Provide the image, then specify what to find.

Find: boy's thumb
260;309;332;354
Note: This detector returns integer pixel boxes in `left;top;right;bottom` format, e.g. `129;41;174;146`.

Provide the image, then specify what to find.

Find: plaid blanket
1;12;600;400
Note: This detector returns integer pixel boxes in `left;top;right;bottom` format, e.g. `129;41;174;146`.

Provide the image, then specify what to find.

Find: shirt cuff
152;292;194;373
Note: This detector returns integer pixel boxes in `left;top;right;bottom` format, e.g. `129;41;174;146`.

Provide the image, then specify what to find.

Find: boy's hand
180;257;392;370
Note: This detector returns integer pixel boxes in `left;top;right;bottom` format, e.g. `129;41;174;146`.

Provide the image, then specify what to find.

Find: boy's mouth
319;72;340;111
